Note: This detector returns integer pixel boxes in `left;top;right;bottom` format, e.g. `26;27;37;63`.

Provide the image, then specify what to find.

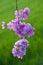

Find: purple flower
13;22;34;38
23;8;30;20
13;22;26;38
7;19;19;30
1;22;6;29
7;22;13;30
15;10;23;20
12;39;29;59
14;8;30;20
7;20;34;38
23;23;35;37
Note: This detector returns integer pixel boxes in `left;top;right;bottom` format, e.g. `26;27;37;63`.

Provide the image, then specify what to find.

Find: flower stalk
16;0;19;21
16;0;18;10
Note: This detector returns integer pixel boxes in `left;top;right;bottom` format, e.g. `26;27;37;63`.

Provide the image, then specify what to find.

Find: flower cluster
2;7;35;59
7;20;34;38
15;8;30;20
1;22;6;29
12;39;29;59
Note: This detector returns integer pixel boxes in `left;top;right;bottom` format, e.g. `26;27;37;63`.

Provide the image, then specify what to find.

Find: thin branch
16;0;18;10
16;0;19;21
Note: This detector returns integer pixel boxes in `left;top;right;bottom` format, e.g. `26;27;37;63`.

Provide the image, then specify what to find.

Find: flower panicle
1;7;35;59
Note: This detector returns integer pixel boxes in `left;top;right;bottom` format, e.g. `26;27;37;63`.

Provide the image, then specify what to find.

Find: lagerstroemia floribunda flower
1;7;35;59
12;39;29;59
2;22;6;29
15;8;30;20
7;20;35;38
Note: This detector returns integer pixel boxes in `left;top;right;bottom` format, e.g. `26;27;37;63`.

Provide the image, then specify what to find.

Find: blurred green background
0;0;43;65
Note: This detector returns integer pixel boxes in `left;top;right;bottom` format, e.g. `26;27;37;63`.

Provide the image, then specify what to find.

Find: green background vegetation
0;0;43;65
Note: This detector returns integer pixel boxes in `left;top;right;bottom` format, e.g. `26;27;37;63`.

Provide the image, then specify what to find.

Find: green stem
16;0;18;10
16;0;19;22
